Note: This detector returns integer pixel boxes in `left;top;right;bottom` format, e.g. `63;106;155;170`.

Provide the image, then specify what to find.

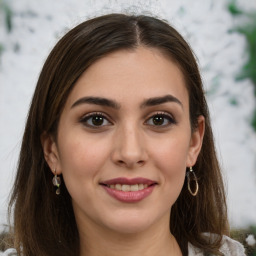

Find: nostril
115;159;145;168
137;160;145;165
117;160;125;165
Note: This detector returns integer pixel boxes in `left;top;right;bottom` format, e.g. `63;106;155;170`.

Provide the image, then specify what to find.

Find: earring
186;167;199;196
52;169;61;195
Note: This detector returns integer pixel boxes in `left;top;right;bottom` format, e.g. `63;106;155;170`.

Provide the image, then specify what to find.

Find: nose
111;124;148;169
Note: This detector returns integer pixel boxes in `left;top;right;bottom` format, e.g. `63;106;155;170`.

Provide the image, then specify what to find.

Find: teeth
107;184;149;191
122;184;130;192
116;184;122;191
138;184;144;190
130;184;138;191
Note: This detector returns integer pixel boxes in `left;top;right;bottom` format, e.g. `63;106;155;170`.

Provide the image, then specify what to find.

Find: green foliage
0;43;3;55
252;110;256;131
228;0;256;131
0;0;13;32
229;97;238;106
231;226;256;256
235;22;256;94
228;0;243;15
0;0;13;63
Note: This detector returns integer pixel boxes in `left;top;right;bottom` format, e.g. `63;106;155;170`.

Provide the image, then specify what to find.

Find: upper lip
100;177;157;186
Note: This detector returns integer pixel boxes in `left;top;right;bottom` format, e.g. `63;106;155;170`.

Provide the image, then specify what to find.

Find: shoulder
218;235;246;255
0;249;17;256
188;234;246;256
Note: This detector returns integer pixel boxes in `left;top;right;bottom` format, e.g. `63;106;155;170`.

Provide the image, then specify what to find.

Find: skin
42;47;205;256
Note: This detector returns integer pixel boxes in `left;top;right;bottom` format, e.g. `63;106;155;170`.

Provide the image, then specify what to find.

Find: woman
4;14;245;255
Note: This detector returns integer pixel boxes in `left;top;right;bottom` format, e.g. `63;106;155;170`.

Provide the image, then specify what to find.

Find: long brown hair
9;14;228;256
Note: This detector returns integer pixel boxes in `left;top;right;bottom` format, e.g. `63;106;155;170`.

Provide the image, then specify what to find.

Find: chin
103;211;162;234
108;221;152;234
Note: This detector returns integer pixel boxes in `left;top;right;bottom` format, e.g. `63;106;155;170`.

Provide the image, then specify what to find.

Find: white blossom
246;234;256;246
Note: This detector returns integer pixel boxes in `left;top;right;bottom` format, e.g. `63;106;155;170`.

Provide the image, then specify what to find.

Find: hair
9;13;228;256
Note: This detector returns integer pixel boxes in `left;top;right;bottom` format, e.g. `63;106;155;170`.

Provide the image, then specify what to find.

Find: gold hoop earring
52;169;61;195
186;167;199;196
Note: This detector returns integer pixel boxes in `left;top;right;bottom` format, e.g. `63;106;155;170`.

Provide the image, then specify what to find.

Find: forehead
65;47;189;109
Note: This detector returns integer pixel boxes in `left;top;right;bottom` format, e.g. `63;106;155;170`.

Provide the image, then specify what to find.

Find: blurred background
0;0;256;251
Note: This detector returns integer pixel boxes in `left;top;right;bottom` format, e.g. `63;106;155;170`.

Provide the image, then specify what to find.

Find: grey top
0;235;246;255
188;234;246;255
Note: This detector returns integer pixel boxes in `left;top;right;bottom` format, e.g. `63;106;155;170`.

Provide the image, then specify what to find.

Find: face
43;47;204;235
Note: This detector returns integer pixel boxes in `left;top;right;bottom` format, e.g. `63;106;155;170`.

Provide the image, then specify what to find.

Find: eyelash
80;112;112;128
145;112;176;127
79;111;176;128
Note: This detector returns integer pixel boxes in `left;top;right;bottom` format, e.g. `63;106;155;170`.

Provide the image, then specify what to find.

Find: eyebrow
71;96;121;109
141;95;183;109
71;94;183;109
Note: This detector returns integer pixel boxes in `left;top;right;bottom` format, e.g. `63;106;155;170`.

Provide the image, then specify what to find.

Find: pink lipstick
100;177;157;203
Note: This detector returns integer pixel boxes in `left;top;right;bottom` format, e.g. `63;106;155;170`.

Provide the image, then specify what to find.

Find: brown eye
80;113;111;128
146;113;176;127
91;116;104;126
152;116;165;126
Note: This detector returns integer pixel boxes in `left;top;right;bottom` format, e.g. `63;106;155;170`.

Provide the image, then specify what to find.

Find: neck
77;214;182;256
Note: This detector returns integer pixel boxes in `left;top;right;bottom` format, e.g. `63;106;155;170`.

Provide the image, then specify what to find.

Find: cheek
153;133;190;168
150;133;190;195
57;133;111;188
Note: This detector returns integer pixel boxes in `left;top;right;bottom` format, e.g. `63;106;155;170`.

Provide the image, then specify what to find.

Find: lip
100;177;157;203
101;177;156;186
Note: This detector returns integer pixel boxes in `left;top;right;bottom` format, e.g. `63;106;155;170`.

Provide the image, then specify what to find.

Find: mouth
104;183;150;192
99;177;157;203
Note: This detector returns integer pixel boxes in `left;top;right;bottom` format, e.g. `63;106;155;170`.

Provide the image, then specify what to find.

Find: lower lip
102;185;155;203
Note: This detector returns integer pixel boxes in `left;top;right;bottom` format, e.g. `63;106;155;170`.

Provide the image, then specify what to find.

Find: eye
145;112;176;127
80;112;112;128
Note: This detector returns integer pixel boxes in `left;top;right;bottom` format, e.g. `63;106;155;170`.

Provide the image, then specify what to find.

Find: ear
41;132;61;175
186;115;205;167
